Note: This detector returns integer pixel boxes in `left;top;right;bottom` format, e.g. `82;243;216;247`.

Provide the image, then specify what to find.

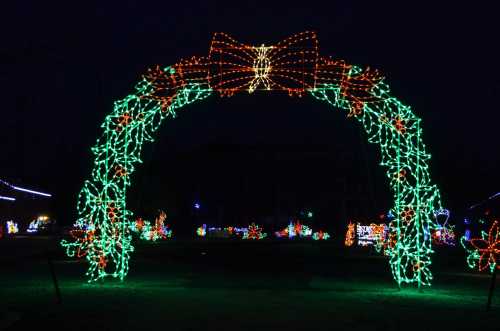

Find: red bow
207;31;319;96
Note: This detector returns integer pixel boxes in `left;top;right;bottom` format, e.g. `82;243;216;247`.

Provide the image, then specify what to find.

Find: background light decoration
242;223;267;240
130;211;172;241
461;220;499;273
344;221;388;249
196;224;206;237
312;231;330;240
62;31;442;287
196;225;248;238
224;226;247;238
0;195;16;201
357;224;374;246
344;222;356;247
12;186;52;197
202;226;227;238
7;221;19;234
355;223;388;247
431;226;456;246
275;220;328;240
27;215;52;234
430;208;455;246
27;220;40;233
275;220;312;239
0;178;52;197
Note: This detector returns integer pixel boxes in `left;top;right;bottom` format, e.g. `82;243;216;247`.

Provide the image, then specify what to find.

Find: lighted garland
63;31;442;287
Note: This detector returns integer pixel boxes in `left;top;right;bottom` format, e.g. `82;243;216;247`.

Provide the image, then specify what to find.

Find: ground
1;237;498;330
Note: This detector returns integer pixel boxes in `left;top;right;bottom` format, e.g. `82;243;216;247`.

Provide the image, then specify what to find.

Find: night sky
2;1;499;226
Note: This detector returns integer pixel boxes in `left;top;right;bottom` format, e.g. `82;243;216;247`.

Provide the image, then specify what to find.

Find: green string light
310;83;442;287
61;82;212;282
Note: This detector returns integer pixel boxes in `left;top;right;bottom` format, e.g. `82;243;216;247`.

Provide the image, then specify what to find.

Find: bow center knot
249;44;273;93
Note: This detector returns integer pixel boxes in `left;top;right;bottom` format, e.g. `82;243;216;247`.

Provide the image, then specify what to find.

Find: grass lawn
1;237;498;330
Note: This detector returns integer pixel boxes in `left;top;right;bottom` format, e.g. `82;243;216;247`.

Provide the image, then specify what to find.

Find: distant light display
312;231;330;240
7;221;18;234
274;220;329;240
357;224;373;246
0;195;15;202
63;31;442;287
130;211;172;241
243;223;266;240
356;223;388;247
0;178;52;198
461;220;499;273
224;226;248;237
196;224;206;237
431;209;455;246
344;221;393;253
196;225;248;238
27;215;51;234
275;220;312;239
27;220;40;233
431;227;456;246
344;222;356;247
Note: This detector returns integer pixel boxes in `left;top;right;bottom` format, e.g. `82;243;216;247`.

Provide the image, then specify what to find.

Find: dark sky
1;1;499;225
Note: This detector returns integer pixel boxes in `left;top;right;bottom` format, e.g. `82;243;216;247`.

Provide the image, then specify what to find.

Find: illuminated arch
62;32;442;287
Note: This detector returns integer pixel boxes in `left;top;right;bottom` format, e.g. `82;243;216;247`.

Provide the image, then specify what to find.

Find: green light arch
62;32;442;287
